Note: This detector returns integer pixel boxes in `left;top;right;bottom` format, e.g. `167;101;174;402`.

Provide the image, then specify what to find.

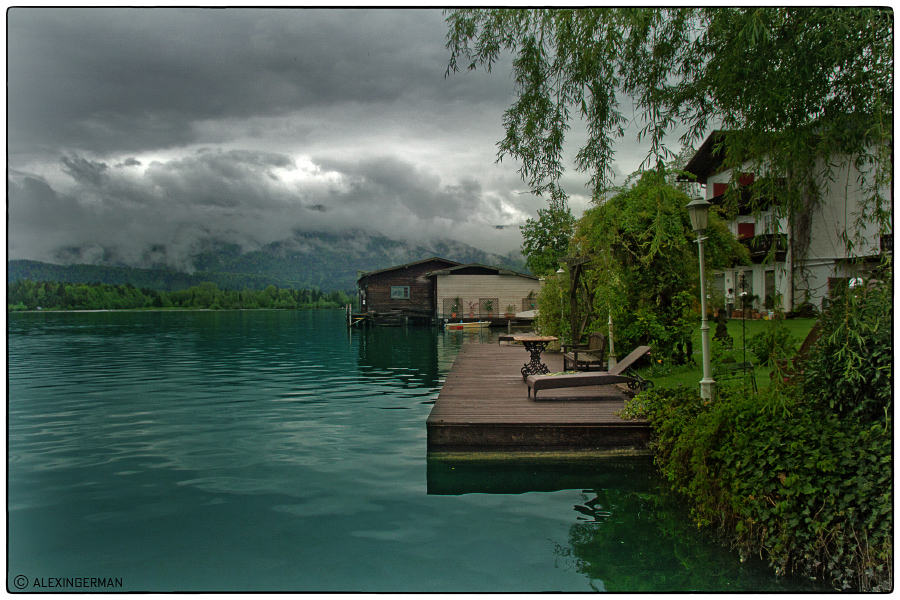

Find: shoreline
8;307;349;314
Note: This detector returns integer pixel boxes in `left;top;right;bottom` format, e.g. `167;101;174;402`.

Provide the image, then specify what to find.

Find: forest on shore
7;279;355;312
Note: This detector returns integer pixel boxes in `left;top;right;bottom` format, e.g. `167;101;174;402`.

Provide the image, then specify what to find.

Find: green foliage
535;274;569;342
520;199;575;276
6;279;354;312
570;168;747;361
636;385;892;591
617;282;892;591
801;275;893;423
446;8;892;239
746;319;798;366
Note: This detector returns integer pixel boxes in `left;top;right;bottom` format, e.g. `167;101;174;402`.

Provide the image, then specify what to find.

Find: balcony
709;174;784;216
740;233;788;263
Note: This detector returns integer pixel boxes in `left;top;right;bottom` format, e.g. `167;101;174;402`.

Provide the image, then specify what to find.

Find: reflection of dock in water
426;454;655;495
426;343;651;453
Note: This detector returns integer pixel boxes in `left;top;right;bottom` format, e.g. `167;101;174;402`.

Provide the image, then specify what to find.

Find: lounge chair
527;345;653;398
562;332;606;371
772;321;821;384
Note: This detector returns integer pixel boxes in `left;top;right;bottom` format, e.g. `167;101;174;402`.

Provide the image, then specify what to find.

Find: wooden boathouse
354;257;541;327
356;257;461;325
427;343;651;453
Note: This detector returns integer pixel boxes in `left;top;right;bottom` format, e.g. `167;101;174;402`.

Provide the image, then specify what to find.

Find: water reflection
352;324;531;398
428;456;827;593
9;312;828;592
427;455;653;496
355;325;443;386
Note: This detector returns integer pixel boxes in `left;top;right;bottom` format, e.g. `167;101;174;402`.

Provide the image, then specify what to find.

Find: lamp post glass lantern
687;197;711;233
687;196;716;401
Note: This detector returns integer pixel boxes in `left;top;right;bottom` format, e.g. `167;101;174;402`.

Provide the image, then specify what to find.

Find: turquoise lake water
7;310;826;592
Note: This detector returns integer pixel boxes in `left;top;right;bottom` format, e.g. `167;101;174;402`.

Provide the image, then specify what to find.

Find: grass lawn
634;317;818;392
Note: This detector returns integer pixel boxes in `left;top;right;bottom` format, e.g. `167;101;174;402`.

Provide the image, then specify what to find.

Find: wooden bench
527;345;652;398
563;332;606;371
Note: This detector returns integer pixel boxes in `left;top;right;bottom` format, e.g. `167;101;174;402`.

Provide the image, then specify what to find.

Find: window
390;286;410;300
761;212;775;234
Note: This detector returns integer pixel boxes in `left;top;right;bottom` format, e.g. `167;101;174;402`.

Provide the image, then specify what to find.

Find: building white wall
435;274;541;318
705;156;887;311
806;158;884;262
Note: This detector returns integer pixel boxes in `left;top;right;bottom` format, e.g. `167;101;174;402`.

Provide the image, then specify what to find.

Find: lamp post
556;267;565;343
602;248;617;369
607;313;617;370
687;196;716;402
739;272;747;367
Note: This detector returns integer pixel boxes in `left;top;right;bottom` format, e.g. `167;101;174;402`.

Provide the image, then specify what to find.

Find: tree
445;8;892;238
520;198;575;275
538;168;747;361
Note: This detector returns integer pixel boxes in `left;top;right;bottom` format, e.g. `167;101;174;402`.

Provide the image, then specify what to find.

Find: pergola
558;253;597;345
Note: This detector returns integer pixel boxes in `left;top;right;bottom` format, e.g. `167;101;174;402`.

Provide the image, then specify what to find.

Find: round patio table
511;335;558;380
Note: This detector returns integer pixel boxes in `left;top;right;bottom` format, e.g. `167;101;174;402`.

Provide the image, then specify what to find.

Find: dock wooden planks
427;343;651;452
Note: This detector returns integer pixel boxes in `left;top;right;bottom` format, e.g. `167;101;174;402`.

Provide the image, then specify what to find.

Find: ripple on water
7;311;828;593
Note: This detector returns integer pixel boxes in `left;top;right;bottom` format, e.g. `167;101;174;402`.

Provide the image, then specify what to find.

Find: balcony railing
739;233;788;263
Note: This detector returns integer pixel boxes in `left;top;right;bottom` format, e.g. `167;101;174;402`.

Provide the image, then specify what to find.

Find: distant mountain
8;231;527;292
190;231;527;290
6;259;311;293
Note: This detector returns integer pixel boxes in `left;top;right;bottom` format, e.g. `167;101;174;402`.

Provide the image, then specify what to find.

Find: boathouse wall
433;268;541;319
357;257;460;317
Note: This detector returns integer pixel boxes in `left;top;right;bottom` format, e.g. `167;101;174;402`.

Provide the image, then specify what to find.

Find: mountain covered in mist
8;230;527;292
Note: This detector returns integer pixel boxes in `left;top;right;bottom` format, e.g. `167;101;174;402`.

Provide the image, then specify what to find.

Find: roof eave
679;130;728;184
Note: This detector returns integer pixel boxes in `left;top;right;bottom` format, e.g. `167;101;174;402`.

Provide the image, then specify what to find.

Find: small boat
444;321;490;330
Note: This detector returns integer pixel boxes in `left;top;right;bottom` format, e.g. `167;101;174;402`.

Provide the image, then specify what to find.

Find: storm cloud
8;8;647;270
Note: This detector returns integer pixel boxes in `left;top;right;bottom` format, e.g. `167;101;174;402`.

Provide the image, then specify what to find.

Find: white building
683;131;891;313
428;264;541;320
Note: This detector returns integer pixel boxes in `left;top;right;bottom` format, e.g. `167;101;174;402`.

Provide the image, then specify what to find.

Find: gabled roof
680;130;728;184
427;263;539;280
357;257;461;281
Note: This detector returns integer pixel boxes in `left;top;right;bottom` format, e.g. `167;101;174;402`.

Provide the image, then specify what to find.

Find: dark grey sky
7;7;650;269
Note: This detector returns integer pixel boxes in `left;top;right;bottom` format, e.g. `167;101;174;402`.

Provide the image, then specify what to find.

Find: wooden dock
427;343;651;452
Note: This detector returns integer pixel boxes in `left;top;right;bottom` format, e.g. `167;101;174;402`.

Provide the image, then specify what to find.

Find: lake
7;310;825;592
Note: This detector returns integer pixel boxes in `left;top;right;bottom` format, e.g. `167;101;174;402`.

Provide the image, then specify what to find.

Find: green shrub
800;278;892;423
747;320;798;366
635;383;892;591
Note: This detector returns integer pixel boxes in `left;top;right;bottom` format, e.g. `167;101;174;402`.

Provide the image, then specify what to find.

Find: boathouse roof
356;257;461;281
427;263;539;279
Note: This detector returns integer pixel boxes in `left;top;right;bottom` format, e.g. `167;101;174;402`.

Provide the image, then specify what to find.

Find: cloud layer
8;8;644;270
